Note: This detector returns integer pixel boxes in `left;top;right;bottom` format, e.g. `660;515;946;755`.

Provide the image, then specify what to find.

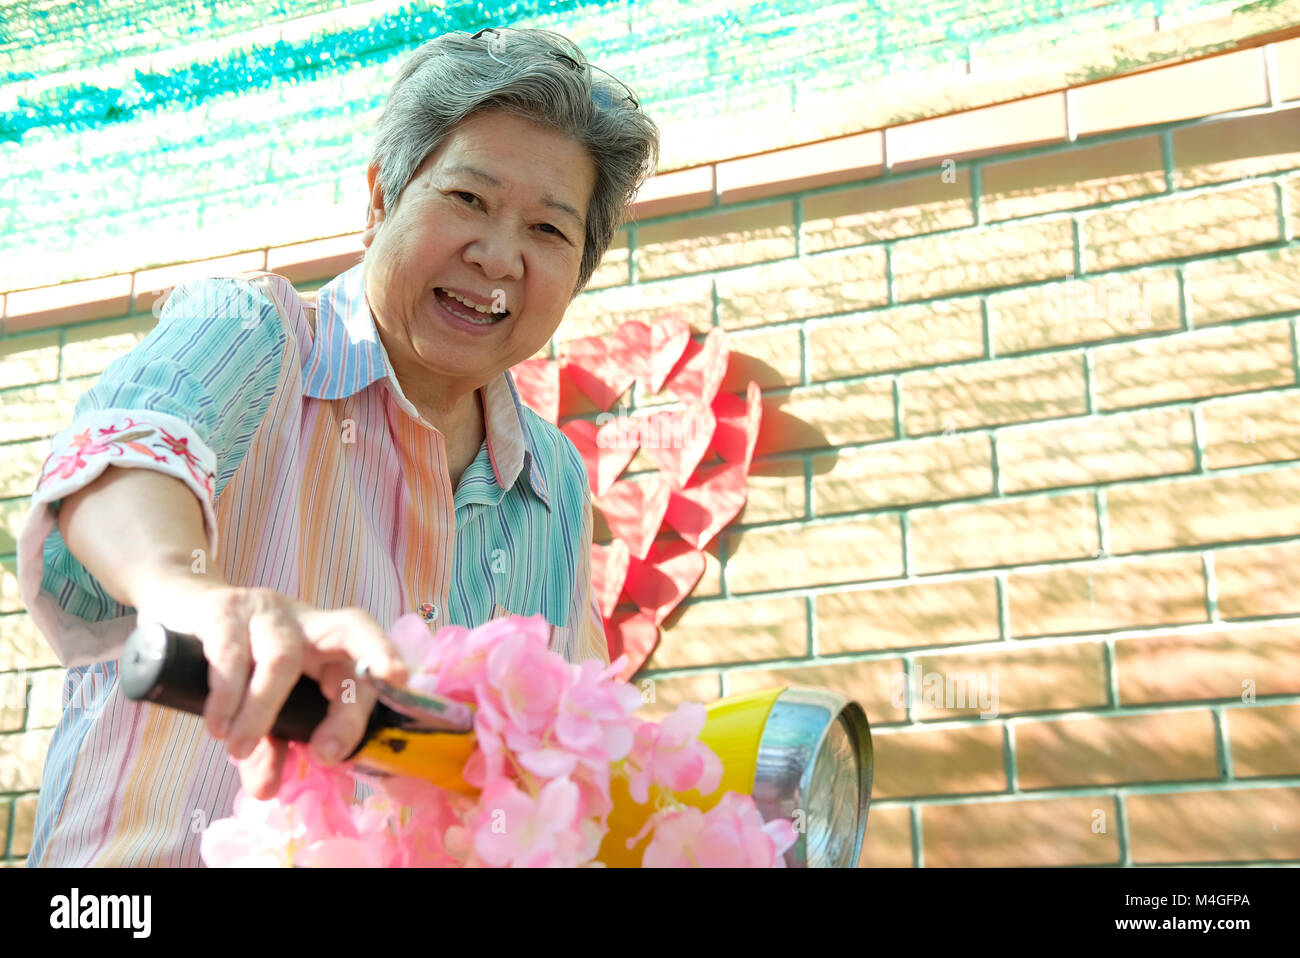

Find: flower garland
202;613;797;867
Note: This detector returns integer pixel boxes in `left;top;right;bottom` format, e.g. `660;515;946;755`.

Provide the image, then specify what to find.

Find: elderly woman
16;27;660;867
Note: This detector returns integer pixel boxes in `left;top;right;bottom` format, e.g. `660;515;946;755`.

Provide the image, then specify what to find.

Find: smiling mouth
434;287;510;325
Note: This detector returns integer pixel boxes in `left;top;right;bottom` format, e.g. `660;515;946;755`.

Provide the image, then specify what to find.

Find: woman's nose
466;224;524;280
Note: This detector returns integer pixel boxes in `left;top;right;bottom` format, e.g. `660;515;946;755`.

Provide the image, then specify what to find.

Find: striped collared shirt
17;261;606;867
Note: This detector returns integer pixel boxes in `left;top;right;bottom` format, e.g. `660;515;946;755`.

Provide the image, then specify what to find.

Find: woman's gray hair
368;28;661;297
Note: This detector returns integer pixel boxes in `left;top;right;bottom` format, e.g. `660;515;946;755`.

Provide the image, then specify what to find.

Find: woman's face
361;108;597;400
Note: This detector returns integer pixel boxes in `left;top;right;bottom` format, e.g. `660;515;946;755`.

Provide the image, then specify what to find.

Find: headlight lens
806;716;861;867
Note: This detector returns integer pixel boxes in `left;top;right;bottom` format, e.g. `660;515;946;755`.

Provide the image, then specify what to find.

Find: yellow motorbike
121;622;874;867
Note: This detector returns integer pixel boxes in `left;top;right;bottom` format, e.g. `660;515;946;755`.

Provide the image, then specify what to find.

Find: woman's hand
133;572;410;801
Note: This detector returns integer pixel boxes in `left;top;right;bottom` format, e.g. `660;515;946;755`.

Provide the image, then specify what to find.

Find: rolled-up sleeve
16;276;287;667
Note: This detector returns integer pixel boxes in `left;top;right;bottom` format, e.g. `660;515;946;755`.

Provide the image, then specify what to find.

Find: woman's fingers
238;736;290;802
307;660;377;766
301;607;409;687
227;606;305;758
202;610;253;741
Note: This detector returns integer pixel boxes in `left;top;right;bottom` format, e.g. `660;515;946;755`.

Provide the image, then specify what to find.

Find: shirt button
419;602;439;623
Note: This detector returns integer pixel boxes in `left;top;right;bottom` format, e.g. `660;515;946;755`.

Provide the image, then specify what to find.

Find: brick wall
4;39;1300;865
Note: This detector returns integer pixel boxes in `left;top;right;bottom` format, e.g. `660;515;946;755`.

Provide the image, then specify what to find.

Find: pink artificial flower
554;657;642;759
200;791;300;867
470;777;585;868
624;702;724;804
641;793;798;868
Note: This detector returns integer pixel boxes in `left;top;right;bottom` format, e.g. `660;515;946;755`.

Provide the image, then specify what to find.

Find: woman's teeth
437;287;508;324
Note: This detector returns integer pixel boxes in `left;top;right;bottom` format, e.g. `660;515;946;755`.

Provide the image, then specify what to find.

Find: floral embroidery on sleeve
38;416;216;499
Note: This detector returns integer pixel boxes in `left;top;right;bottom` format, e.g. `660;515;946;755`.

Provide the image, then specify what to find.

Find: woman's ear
362;162;387;248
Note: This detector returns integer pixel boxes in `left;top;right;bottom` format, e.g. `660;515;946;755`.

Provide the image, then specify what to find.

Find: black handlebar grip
120;621;348;745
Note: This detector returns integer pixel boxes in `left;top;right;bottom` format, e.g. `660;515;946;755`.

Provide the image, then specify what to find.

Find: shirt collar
302;262;551;510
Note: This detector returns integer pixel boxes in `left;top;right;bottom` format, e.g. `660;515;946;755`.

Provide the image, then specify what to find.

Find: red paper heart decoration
591;538;630;620
561;419;639;498
638;404;717;490
648;316;692;395
664;328;729;407
709;381;763;471
624;545;706;628
510;358;560;424
604;609;658;682
597;476;672;559
664;460;749;550
611;320;651;388
563;336;637;410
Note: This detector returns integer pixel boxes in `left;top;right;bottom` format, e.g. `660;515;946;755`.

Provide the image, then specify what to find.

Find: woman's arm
56;465;216;611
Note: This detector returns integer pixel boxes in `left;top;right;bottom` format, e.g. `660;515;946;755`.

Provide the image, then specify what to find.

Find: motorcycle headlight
751;688;873;867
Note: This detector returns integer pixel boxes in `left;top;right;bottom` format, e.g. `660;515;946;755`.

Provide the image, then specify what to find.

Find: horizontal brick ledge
11;37;1300;322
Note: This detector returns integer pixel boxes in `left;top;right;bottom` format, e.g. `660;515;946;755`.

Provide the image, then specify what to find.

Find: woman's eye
538;223;566;240
454;191;478;205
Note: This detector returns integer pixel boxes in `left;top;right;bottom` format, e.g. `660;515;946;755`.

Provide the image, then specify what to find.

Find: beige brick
1094;320;1293;411
652;596;807;668
1008;553;1206;639
735;459;805;524
11;795;36;858
887;93;1068;172
1173;106;1300;188
1108;466;1300;554
0;379;93;444
0;728;53;791
1228;704;1300;778
912;491;1099;575
813;432;993;515
981;135;1166;221
0;497;27;554
754;380;896;457
1;560;20;614
725;515;902;594
718;326;802;392
1216;541;1300;620
0;332;59;389
1289;176;1300;236
726;657;905;726
1081;182;1279;272
1278;37;1300;103
557;274;712;345
1016;711;1219;789
1115;623;1300;705
0;440;49;499
923;796;1120;866
817;576;1001;653
635;203;795;280
0;615;58;671
24;668;62;729
61;314;155;379
997;407;1196;493
802;175;974;254
1184;246;1300;327
633;672;721;722
872;724;1006;799
716;132;883;206
913;639;1108;719
0;672;24;731
1126;787;1300;863
807;297;984;381
988;268;1181;355
902;352;1086;437
1072;48;1269;138
1200;390;1300;469
587;231;629;289
892;219;1075;301
858;804;912;867
715;247;888;330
